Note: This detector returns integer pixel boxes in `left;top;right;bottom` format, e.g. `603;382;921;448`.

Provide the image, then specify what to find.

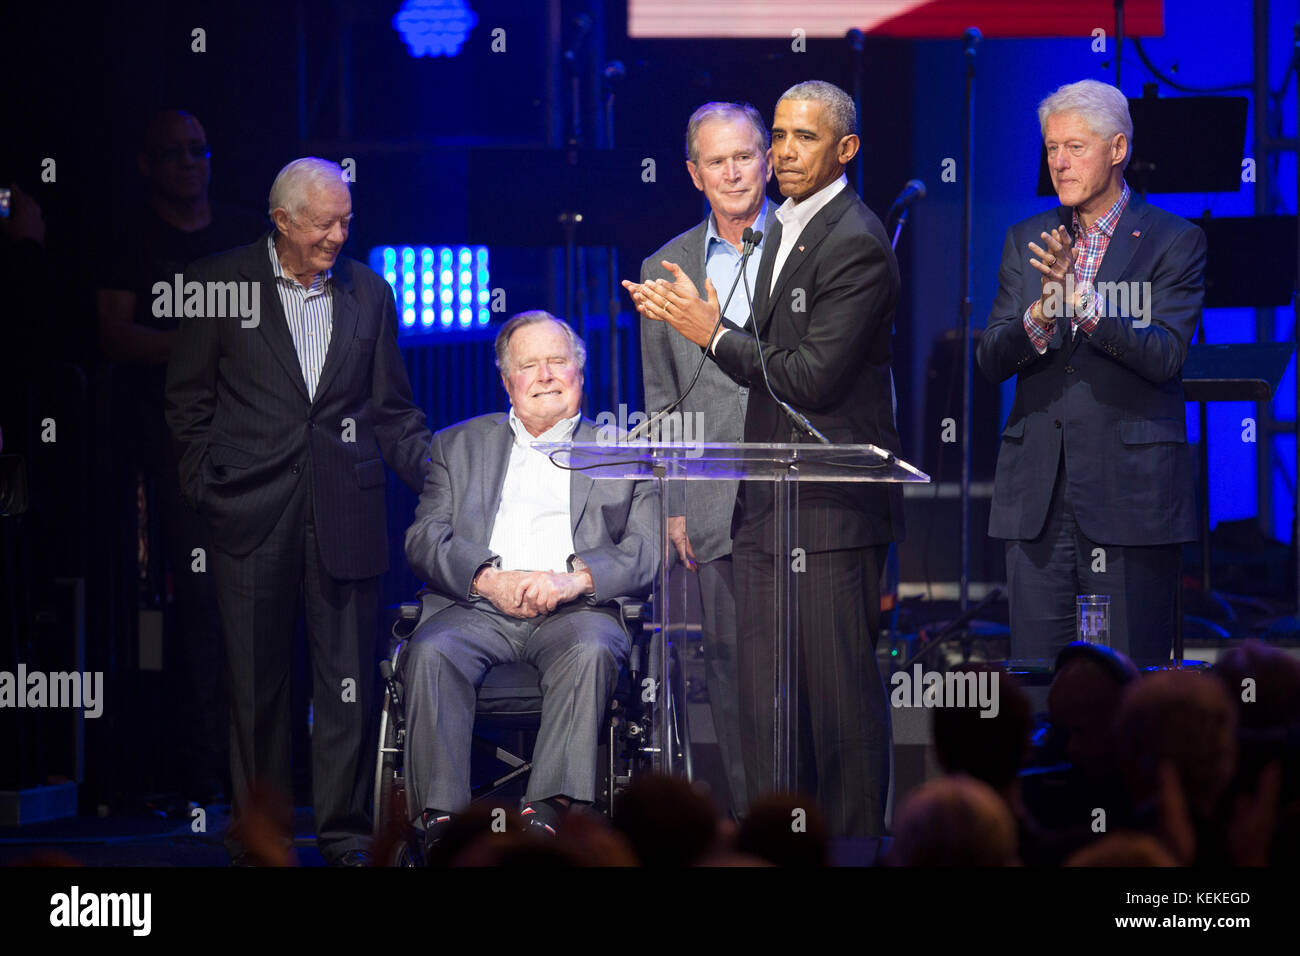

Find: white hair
494;311;587;374
1037;80;1133;171
267;157;349;217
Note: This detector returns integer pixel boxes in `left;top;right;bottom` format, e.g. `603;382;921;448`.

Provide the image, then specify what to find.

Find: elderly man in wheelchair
397;311;658;855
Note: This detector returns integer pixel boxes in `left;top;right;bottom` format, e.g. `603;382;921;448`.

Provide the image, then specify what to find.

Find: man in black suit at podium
628;80;903;837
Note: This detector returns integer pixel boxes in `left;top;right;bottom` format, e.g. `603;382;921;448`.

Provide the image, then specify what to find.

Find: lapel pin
798;244;805;252
1131;230;1141;238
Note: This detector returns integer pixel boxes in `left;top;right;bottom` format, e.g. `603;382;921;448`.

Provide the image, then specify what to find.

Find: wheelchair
373;595;692;866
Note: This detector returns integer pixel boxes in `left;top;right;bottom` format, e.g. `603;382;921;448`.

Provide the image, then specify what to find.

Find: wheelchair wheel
667;641;694;782
373;688;406;836
385;836;422;867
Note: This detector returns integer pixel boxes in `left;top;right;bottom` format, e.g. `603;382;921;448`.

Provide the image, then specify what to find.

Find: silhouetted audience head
932;666;1031;794
611;774;718;866
452;831;586;867
425;803;526;868
1213;640;1300;865
889;775;1019;866
1115;669;1237;820
229;778;294;866
554;807;639;866
1065;832;1177;867
1049;642;1139;780
1213;639;1300;730
733;792;829;867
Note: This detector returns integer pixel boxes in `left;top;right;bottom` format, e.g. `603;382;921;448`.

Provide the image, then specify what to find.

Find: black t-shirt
101;201;267;332
100;202;266;411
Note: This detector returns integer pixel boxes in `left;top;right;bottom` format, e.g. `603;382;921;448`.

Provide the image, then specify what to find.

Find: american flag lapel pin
1131;229;1141;238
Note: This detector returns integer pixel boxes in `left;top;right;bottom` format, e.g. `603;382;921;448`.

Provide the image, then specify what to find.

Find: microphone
888;179;927;217
626;225;763;442
739;247;830;446
963;26;982;57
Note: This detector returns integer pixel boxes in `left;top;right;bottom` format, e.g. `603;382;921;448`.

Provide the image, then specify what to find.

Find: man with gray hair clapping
977;80;1206;668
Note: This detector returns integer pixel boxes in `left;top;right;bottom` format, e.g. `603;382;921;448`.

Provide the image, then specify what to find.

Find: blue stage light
393;0;478;58
371;244;491;338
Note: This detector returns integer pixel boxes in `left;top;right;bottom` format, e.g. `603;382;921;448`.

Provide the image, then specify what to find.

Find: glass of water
1076;594;1111;647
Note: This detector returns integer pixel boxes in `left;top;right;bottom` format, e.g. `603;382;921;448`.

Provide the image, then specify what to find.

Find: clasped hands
621;261;721;348
1026;226;1077;331
473;566;594;619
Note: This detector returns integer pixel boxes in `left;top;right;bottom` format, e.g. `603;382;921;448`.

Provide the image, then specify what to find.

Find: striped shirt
268;234;333;400
1024;181;1131;353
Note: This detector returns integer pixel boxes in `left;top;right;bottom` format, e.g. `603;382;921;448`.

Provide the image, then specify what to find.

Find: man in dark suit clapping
627;81;903;837
977;80;1205;668
165;157;431;865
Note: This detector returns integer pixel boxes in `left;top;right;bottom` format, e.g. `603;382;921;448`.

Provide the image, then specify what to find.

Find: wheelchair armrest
389;601;424;646
621;599;652;685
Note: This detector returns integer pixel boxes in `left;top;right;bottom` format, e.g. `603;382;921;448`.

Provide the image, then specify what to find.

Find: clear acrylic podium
533;440;930;791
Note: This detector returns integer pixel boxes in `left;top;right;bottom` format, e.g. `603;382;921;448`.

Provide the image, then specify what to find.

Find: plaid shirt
1023;182;1131;352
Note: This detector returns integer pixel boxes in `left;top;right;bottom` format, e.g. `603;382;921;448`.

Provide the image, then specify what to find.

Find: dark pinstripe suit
165;234;430;861
710;186;902;837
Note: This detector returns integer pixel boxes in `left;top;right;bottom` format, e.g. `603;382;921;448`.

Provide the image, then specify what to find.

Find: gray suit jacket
639;205;776;564
405;412;659;620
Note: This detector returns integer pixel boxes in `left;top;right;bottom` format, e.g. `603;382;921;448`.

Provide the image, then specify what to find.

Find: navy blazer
977;191;1206;546
712;185;904;552
165;233;431;579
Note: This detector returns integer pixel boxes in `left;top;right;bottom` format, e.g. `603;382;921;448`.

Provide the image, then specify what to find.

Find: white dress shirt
769;173;848;295
487;409;581;572
710;175;848;354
